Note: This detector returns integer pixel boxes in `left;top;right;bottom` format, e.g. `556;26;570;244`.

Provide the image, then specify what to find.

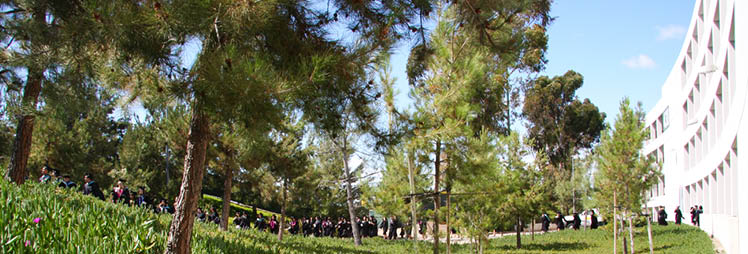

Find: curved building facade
643;0;746;253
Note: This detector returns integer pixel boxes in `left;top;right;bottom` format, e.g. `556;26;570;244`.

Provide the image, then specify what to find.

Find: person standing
691;206;696;226
674;206;684;225
38;166;51;183
572;213;581;230
695;206;703;226
541;213;551;232
111;179;130;204
555;213;566;231
155;199;173;214
388;216;398;240
657;207;668;225
196;208;206;222
58;175;77;189
269;215;278;234
380;217;389;238
134;187;149;207
82;174;105;200
590;210;599;229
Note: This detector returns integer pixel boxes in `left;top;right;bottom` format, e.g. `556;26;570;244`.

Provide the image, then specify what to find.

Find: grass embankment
201;194;278;218
1;179;713;253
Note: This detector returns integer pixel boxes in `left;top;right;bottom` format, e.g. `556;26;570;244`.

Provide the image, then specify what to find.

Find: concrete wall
643;0;745;253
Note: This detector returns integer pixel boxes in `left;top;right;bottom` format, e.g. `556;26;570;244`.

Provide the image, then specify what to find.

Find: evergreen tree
594;98;661;254
116;106;189;200
406;2;551;252
29;82;127;189
265;117;310;241
523;70;606;212
1;0;126;184
494;133;548;250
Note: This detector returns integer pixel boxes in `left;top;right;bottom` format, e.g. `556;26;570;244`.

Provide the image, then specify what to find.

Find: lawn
0;179;713;253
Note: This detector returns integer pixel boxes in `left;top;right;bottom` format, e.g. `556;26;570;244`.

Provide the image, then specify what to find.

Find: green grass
1;179;714;253
200;194;278;218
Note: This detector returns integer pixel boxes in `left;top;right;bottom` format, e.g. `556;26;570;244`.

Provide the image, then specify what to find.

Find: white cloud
656;25;687;41
622;54;656;69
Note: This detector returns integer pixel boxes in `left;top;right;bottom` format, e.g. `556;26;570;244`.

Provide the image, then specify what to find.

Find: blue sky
388;1;696;124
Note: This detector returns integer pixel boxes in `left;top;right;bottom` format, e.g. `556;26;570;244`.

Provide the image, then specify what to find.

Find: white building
643;0;746;253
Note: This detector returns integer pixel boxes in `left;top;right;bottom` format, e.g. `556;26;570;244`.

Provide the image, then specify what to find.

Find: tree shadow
651;244;672;252
489;241;592;252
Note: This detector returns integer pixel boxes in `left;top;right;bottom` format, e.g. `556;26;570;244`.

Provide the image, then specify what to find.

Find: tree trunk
621;212;628;254
446;188;451;254
407;152;418;241
516;215;522;249
646;207;653;254
613;191;618;254
342;139;362;245
433;140;442;254
478;234;483;254
220;164;233;231
164;101;211;254
278;179;287;241
6;23;45;185
531;218;535;241
628;215;634;254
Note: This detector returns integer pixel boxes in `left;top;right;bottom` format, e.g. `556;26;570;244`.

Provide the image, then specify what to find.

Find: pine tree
594;98;661;254
406;2;551;252
1;0;123;184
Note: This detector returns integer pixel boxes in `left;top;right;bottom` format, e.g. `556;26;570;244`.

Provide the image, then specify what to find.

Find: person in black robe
690;206;696;225
111;179;130;205
572;213;581;230
388;216;398;239
268;215;278;234
369;216;378;237
590;210;599;229
674;206;684;225
291;217;300;234
255;214;266;231
207;207;219;224
695;206;703;226
134;187;149;207
58;175;77;189
324;217;334;237
313;217;322;237
541;213;551;232
555;213;566;231
155;199;173;214
657;207;668;225
302;217;311;237
82;174;105;201
380;218;389;238
196;208;206;222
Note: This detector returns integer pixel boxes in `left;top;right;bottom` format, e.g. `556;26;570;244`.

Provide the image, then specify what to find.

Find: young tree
406;2;551;251
450;131;499;254
267;120;310;241
594;98;661;254
494;133;549;250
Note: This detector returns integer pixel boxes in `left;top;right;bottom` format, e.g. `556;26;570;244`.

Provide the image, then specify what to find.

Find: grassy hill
200;194;279;218
0;179;713;253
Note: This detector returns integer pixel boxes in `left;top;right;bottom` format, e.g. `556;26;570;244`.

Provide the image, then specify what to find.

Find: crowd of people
36;165;426;239
540;210;599;232
36;165;706;241
203;210;428;240
659;205;703;226
37;166;178;215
